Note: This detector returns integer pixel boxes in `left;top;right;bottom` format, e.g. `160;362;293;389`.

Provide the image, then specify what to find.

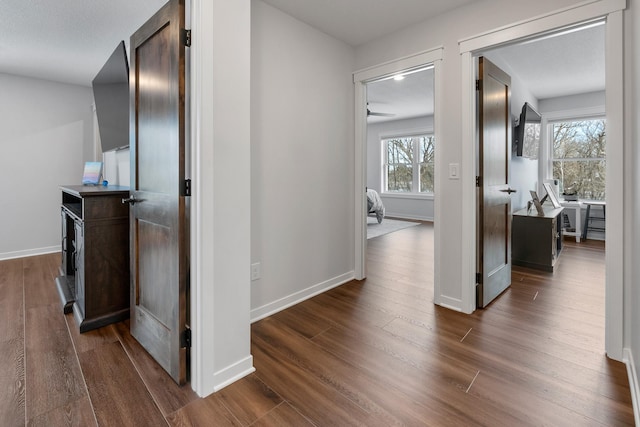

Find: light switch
449;163;460;179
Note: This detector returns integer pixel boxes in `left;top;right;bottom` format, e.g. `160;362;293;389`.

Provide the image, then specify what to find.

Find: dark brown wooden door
128;0;187;384
477;56;513;308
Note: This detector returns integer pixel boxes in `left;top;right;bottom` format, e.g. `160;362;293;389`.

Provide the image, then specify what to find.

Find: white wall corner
435;295;465;313
211;355;256;394
623;348;640;426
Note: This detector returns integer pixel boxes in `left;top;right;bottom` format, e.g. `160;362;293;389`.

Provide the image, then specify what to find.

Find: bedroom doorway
459;5;624;358
477;22;606;307
365;66;434;230
353;48;444;298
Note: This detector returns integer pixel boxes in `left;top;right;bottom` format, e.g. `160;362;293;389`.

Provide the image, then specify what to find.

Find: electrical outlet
251;262;261;281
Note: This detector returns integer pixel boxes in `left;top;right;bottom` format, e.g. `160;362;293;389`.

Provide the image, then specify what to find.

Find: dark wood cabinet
55;185;130;332
512;206;564;272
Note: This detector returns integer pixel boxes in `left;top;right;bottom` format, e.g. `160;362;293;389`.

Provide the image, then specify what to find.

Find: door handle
499;188;517;194
122;196;138;205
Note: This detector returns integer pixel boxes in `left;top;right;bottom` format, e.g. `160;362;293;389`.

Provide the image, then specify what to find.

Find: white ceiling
0;0;604;108
260;0;481;47
0;0;166;86
366;22;605;123
0;0;481;87
484;22;605;100
367;68;434;124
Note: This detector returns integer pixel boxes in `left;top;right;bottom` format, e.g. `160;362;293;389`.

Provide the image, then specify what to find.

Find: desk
561;201;582;242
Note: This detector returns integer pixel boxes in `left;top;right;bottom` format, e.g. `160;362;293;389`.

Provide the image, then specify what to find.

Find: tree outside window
386;137;413;192
419;135;435;193
551;118;605;201
384;135;434;194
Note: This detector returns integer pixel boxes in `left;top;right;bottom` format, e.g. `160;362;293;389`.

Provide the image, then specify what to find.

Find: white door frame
353;48;443;297
459;0;626;359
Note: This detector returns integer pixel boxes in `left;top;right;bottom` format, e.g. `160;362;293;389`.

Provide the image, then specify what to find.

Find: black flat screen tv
92;41;129;153
514;102;541;159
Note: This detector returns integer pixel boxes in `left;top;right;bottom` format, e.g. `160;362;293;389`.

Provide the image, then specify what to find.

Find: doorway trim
459;0;625;359
353;48;443;297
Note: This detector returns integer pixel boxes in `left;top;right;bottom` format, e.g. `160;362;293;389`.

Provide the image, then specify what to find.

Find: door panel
137;219;172;325
477;56;512;308
129;0;187;384
484;203;508;274
137;24;174;194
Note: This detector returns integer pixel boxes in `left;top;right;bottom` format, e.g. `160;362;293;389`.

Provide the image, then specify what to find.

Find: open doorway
353;48;443;301
459;5;624;359
365;66;434;238
476;22;606;308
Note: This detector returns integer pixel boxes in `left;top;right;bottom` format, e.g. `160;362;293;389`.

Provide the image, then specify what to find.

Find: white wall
250;1;355;319
367;116;434;220
539;90;605;113
509;158;539;211
625;0;640;407
0;73;94;259
353;0;598;307
102;148;130;186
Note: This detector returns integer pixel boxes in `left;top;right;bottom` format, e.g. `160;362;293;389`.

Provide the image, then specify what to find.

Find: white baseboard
434;295;464;312
208;355;255;395
0;246;60;261
384;211;433;222
250;271;355;323
623;348;640;426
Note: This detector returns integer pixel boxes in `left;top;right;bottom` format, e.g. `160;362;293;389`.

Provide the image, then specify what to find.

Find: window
551;118;605;200
383;134;434;194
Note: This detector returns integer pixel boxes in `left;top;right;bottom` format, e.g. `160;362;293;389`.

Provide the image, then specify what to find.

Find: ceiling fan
367;103;395;118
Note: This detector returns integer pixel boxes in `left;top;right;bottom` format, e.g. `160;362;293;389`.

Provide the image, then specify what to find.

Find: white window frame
549;115;606;201
382;132;435;196
541;106;605;197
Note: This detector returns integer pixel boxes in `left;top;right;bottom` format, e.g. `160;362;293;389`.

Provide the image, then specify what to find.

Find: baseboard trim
0;246;60;261
435;295;464;312
206;355;255;395
250;271;355;323
384;212;433;222
623;348;640;426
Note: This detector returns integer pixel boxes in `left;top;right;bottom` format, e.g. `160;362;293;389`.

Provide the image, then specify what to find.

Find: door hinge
182;29;191;47
476;79;481;91
476;272;482;284
183;179;191;197
180;326;191;348
476;176;481;187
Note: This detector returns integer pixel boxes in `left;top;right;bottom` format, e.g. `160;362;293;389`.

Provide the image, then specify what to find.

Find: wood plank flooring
0;223;634;426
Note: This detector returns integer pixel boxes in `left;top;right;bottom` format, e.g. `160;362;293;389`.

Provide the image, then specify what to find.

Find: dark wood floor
0;224;634;426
